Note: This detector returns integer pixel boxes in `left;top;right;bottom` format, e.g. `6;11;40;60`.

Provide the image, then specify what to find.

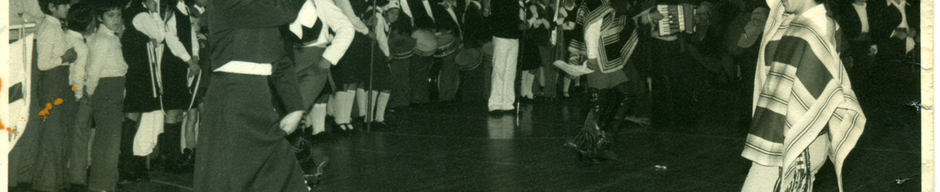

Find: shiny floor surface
114;83;920;192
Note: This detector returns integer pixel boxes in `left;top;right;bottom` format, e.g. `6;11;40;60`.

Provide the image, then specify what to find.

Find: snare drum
390;33;417;60
412;30;438;57
481;42;494;66
434;32;460;58
455;48;482;71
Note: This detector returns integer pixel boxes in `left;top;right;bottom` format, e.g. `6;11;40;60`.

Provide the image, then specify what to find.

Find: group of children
9;0;207;191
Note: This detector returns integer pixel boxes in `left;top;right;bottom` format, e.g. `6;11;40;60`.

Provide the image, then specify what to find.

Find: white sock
563;76;571;93
334;91;355;125
375;92;390;122
326;94;335;116
311;103;327;135
521;70;535;98
368;91;379;122
356;88;367;118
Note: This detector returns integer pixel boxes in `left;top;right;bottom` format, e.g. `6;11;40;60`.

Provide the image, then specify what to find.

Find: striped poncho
742;3;866;192
567;0;639;73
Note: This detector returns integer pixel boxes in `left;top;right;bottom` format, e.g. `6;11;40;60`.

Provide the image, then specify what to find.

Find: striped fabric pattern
569;0;639;73
742;4;866;192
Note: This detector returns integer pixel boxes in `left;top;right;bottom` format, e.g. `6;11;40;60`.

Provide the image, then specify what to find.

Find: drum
390;33;417;60
481;42;494;66
412;30;438;57
455;48;482;71
434;32;459;58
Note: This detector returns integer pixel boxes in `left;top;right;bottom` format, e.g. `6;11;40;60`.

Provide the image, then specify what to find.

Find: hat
455;48;483;71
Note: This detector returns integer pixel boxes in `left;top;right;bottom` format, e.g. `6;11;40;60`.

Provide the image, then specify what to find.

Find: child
64;2;97;190
157;0;200;173
30;0;79;190
119;0;164;182
85;2;128;191
359;2;402;129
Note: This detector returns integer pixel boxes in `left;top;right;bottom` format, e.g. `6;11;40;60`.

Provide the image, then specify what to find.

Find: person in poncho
740;0;866;190
562;0;645;162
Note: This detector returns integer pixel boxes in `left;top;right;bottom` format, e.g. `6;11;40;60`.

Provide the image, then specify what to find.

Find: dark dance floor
118;82;920;191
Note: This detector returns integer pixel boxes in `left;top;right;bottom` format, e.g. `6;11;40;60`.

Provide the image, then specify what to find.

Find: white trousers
488;37;519;111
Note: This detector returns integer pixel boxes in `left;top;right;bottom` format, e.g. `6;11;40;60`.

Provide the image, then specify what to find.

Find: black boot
607;95;635;134
119;118;141;184
566;88;616;162
161;123;184;173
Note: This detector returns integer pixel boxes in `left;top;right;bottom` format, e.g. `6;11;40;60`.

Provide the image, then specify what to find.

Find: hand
280;111;304;135
909;29;917;39
62;48;78;63
188;57;201;78
317;59;332;70
649;11;665;22
150;38;161;46
869;45;878;56
74;88;84;100
893;30;908;39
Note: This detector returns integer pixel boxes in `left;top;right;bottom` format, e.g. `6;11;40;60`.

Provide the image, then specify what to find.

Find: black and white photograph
0;0;930;191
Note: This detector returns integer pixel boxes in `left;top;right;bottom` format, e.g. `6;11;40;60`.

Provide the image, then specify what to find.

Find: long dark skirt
194;73;306;192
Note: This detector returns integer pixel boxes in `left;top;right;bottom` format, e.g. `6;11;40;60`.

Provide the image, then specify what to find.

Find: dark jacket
489;0;523;39
207;0;305;112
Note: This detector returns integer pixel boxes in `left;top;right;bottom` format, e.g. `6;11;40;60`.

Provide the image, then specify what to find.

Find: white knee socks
311;103;327;135
375;92;390;122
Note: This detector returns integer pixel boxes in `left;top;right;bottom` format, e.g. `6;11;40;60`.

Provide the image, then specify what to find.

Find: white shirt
375;15;391;57
289;0;356;64
585;19;602;59
334;0;370;34
132;7;166;43
164;1;196;62
852;2;868;33
66;30;89;91
37;15;71;71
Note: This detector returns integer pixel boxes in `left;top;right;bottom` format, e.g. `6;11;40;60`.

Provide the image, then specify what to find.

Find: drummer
401;0;462;103
432;0;462;102
401;0;437;104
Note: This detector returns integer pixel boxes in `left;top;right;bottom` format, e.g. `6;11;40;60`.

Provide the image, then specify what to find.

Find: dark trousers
410;56;433;104
88;77;126;191
69;93;94;185
294;46;331;109
536;45;557;98
194;73;306;192
29;66;79;191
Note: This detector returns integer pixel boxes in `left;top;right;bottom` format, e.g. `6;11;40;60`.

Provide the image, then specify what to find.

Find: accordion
656;4;697;36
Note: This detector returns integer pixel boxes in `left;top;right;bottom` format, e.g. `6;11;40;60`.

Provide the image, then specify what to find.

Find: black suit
868;0;918;58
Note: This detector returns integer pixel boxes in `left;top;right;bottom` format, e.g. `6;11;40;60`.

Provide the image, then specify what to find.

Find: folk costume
740;3;866;192
119;0;165;181
563;0;642;162
284;0;355;183
194;0;307;191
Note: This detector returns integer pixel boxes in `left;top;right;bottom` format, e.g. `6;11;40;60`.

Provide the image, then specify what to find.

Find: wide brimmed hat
455;48;483;71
